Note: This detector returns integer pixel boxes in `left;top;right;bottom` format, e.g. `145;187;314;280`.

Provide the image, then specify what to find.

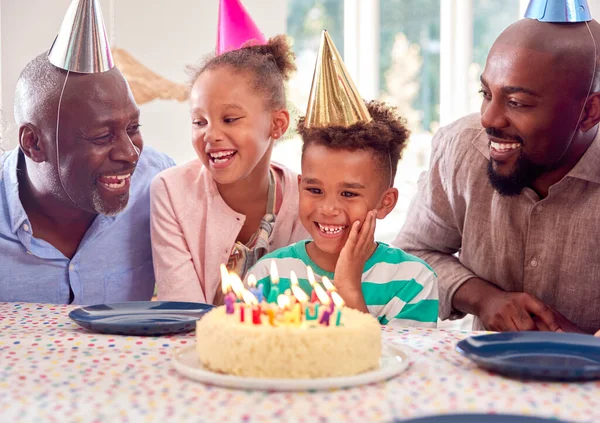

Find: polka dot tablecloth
1;303;599;423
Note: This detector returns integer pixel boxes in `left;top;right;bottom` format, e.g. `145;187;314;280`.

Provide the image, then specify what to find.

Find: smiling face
190;66;276;186
54;69;142;216
479;24;592;196
299;144;397;261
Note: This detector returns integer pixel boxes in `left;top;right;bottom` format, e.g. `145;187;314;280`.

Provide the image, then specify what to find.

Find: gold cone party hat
48;0;113;73
305;30;372;128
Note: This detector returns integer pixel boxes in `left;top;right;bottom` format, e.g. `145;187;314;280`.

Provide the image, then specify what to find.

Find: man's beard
91;186;129;216
487;153;547;196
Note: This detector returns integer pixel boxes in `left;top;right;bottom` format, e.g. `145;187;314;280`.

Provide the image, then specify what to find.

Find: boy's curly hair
188;35;296;110
297;100;411;184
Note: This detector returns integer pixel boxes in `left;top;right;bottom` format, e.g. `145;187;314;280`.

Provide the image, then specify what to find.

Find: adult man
0;0;174;304
0;53;174;304
395;17;600;334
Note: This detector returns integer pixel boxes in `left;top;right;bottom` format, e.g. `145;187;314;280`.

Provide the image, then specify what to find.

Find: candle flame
247;273;257;288
220;264;230;294
228;272;245;300
291;283;309;304
242;289;258;305
277;294;290;309
313;283;331;305
331;291;345;307
307;266;316;287
290;270;299;286
321;276;336;292
270;261;280;285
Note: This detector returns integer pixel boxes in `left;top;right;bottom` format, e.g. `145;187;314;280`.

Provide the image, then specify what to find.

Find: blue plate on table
68;301;214;336
397;415;570;422
456;331;600;381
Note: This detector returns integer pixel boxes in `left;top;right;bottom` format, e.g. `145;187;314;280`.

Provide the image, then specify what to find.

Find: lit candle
305;303;319;321
290;271;309;304
331;291;345;326
267;261;280;304
307;266;318;303
264;307;276;326
277;294;291;310
221;264;235;314
313;282;331;306
239;303;245;323
283;303;301;326
228;272;245;301
322;276;336;301
319;306;332;326
247;273;264;303
252;304;262;324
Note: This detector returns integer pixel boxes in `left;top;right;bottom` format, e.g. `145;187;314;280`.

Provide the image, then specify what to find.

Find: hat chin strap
55;70;80;208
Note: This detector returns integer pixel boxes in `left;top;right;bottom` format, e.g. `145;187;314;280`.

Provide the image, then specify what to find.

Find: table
1;303;598;422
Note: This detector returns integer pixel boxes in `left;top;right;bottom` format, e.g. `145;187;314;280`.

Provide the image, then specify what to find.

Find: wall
0;0;288;163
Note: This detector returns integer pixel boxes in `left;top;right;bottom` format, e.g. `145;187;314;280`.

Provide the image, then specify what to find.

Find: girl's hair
297;100;411;182
190;35;296;110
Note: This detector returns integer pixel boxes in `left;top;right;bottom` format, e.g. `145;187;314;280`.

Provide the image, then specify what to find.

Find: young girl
150;35;308;304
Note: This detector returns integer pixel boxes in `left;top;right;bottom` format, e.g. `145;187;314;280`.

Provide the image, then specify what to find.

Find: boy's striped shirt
246;240;439;328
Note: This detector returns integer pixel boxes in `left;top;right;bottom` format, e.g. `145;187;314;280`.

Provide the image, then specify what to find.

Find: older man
0;53;174;304
395;18;600;334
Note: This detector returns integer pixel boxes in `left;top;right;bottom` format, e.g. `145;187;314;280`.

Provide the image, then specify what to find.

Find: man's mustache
486;128;523;144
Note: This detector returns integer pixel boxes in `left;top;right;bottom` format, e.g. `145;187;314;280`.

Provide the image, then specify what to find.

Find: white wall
0;0;288;163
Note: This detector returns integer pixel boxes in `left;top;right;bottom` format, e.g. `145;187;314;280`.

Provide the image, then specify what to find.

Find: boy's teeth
318;223;346;234
490;141;521;151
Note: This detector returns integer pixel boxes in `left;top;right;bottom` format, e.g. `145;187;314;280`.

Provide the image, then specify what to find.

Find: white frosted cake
196;304;381;379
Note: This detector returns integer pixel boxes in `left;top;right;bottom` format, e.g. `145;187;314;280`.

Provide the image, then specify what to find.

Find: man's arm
150;174;206;302
393;129;476;320
394;127;562;332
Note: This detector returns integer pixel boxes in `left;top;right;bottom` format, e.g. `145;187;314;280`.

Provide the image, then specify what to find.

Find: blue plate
68;301;214;336
397;415;570;422
456;332;600;381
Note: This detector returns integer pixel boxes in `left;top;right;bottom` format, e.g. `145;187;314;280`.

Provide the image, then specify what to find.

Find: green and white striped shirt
246;240;439;328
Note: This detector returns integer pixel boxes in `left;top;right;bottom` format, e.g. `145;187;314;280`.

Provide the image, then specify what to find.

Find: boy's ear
271;109;290;140
376;187;398;219
19;124;47;163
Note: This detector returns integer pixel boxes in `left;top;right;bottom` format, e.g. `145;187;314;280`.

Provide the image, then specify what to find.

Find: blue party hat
524;0;592;22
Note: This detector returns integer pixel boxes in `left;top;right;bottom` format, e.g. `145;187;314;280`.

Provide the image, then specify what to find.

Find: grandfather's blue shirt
0;146;175;304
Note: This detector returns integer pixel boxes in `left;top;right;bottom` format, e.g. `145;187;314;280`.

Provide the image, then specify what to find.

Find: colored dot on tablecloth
13;341;19;344
162;344;169;347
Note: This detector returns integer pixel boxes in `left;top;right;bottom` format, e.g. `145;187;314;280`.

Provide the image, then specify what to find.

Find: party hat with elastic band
524;0;591;22
48;0;113;73
305;30;372;129
217;0;267;54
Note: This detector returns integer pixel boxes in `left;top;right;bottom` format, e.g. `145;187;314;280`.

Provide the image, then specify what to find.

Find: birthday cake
195;268;382;379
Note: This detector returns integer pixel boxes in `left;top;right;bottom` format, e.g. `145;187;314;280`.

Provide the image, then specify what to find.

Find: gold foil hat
305;30;372;128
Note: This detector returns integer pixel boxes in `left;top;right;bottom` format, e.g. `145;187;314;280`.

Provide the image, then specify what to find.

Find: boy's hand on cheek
333;210;377;313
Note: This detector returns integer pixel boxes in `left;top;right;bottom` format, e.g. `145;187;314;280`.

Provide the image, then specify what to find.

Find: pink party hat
217;0;267;54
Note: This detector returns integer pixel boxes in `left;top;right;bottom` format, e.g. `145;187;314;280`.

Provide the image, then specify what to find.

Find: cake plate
171;341;410;391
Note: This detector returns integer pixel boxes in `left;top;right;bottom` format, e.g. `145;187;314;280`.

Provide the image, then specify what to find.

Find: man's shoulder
437;113;485;150
136;146;176;179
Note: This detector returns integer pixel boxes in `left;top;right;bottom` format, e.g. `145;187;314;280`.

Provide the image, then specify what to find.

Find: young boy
246;31;438;327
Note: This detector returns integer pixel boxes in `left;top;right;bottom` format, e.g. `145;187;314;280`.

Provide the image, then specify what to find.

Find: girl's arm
150;175;206;302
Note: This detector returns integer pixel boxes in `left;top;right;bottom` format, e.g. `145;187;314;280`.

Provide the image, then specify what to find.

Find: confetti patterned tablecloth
1;303;599;423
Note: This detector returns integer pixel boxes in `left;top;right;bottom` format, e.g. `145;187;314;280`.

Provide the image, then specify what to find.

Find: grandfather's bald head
14;52;66;128
492;19;600;96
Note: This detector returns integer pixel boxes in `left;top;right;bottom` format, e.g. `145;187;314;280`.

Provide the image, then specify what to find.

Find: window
277;1;524;243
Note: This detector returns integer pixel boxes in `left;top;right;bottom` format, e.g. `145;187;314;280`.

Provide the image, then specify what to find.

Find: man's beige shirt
395;113;600;333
